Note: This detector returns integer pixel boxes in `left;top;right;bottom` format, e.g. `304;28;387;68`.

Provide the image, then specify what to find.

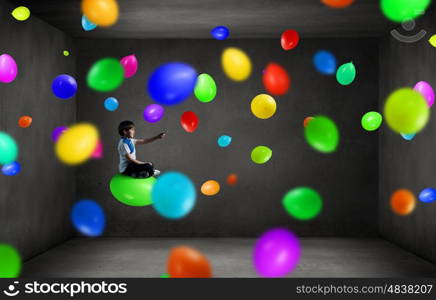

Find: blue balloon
52;74;78;99
81;15;97;31
313;50;337;75
401;133;416;140
71;199;105;237
211;26;230;40
104;97;119;111
218;135;232;147
2;161;21;176
147;62;197;106
152;171;196;219
419;188;436;203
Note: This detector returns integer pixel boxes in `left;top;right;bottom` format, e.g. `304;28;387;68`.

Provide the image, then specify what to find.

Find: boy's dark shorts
122;162;155;178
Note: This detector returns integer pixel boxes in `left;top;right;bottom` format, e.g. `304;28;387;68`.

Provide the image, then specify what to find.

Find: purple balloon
414;81;434;107
253;228;301;277
143;104;164;123
0;54;18;83
52;126;68;142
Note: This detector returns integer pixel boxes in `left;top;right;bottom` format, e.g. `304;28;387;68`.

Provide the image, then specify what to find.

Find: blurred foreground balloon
380;0;431;22
217;135;232;147
201;180;220;196
390;189;416;216
11;6;30;21
104;97;119;111
0;54;18;83
143;104;164;123
110;174;156;206
81;15;97;31
52;126;68;142
336;62;356;85
82;0;119;26
180;111;199;133
0;244;21;278
211;26;229;40
282;187;323;220
280;29;300;50
304;115;339;153
71;199;105;237
419;188;436;203
167;246;212;278
2;162;21;176
221;47;252;81
263;63;290;95
120;54;138;78
251;94;276;119
313;50;337;75
361;111;382;131
413;81;434;107
52;74;78;99
0;132;18;165
194;73;217;103
87;58;124;92
251;146;272;164
18;115;32;128
321;0;354;8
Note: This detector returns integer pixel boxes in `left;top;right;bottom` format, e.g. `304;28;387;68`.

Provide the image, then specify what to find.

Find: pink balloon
414;81;434;107
120;54;138;78
91;140;103;159
0;54;18;83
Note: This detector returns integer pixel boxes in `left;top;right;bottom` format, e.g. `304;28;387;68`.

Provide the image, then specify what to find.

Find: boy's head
118;120;135;138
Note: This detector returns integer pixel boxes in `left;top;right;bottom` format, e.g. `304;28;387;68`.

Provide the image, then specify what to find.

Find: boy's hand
158;132;166;139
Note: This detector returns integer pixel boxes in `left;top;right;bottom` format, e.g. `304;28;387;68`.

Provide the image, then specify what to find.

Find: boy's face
124;127;135;138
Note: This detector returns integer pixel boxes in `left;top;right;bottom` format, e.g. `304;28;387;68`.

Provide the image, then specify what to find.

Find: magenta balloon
143;104;164;123
120;54;138;78
0;54;18;83
414;81;434;107
253;228;301;277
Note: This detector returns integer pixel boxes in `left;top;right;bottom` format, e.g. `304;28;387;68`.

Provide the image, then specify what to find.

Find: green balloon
361;111;383;131
194;73;217;103
0;244;21;278
109;174;156;206
304;116;339;153
0;132;18;165
282;187;322;220
251;146;272;164
160;273;170;278
87;58;124;92
336;62;356;86
380;0;431;22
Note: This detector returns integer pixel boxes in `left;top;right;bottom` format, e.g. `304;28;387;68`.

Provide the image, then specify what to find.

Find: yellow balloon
251;94;277;119
11;6;30;21
429;35;436;48
82;0;119;27
221;47;252;81
55;123;99;165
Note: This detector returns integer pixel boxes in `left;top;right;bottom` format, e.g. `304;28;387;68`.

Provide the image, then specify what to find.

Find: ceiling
8;0;410;39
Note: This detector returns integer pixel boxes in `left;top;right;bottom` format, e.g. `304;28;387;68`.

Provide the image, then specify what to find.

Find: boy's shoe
153;169;161;176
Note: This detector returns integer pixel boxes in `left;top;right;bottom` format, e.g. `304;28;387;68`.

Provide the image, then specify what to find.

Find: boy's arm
136;132;166;145
125;153;148;165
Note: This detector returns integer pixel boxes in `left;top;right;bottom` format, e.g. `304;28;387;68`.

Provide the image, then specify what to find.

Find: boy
118;120;165;178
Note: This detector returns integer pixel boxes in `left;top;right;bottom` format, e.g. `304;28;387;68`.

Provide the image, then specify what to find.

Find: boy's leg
122;162;154;178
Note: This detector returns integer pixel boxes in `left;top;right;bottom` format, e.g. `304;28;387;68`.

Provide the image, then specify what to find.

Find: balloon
253;228;301;277
55;123;99;165
303;116;314;127
262;63;291;96
429;35;436;48
251;94;277;119
194;73;217;103
63;50;70;56
217;135;232;147
82;0;119;26
52;74;78;99
321;0;354;9
313;50;337;75
221;47;252;81
401;133;416;141
384;88;429;134
11;6;30;21
336;62;356;86
280;29;300;50
2;162;21;176
87;58;124;92
419;188;436;203
152;171;196;219
282;187;323;220
390;189;416;216
380;0;431;22
52;126;68;142
160;273;170;278
0;244;21;278
361;111;383;131
251;146;272;164
110;174;156;206
0;54;18;83
147;62;197;105
226;173;238;185
211;26;230;40
0;132;18;165
413;81;434;107
71;199;105;237
81;15;97;31
143;104;165;123
91;139;103;159
120;54;138;78
104;97;119;111
167;246;212;278
180;111;199;133
18;115;32;128
304;115;339;153
201;180;220;196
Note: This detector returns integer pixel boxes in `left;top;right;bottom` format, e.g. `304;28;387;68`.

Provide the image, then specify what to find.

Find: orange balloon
226;173;238;185
201;180;220;196
82;0;119;27
18;115;32;128
321;0;354;8
303;116;314;127
390;189;416;216
167;246;212;278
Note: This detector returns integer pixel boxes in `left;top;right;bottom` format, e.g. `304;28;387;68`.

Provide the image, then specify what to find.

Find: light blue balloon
401;133;416;140
152;171;196;219
81;15;97;31
313;50;337;75
218;135;232;147
104;97;119;111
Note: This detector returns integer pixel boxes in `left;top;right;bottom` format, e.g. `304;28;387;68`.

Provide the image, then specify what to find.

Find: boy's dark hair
118;120;135;136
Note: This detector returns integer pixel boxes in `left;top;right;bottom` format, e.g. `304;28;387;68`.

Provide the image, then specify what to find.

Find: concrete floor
22;238;436;277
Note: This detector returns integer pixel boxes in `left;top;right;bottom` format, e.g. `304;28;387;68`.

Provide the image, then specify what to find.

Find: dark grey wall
0;1;76;260
76;38;379;237
379;10;436;263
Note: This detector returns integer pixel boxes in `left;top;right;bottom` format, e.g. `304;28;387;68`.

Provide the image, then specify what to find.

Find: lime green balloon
380;0;431;22
304;116;339;153
0;244;21;278
87;58;124;92
251;146;272;164
160;273;170;278
11;6;30;21
361;111;383;131
0;132;18;165
194;73;217;103
384;88;430;134
109;174;156;206
336;62;356;86
63;50;70;57
282;187;322;220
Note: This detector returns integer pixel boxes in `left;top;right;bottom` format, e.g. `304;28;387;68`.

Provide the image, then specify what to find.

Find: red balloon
321;0;354;9
180;111;199;133
280;29;300;51
262;63;291;95
167;246;212;278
